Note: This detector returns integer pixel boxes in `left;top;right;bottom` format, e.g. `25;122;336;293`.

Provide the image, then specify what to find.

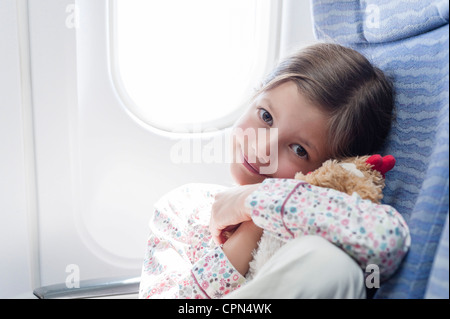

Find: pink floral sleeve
139;184;246;299
246;178;411;282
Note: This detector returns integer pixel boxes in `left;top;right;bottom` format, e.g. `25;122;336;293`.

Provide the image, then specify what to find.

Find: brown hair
255;43;395;159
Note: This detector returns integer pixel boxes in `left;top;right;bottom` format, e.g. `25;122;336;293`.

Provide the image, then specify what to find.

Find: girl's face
230;81;331;185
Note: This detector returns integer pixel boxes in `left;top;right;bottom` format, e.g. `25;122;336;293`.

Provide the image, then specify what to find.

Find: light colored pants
226;235;366;299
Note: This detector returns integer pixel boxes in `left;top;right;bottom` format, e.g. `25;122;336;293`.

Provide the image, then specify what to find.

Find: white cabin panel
0;0;316;296
0;0;34;298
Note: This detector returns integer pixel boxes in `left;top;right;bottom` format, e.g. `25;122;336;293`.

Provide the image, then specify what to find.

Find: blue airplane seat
311;0;449;298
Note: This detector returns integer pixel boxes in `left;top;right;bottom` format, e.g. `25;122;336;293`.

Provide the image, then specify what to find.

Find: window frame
108;0;283;134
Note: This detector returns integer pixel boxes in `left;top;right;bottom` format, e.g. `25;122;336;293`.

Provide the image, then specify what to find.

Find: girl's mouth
242;153;269;177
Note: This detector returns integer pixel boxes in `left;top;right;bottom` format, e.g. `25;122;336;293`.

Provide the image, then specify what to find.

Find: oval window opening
112;0;280;132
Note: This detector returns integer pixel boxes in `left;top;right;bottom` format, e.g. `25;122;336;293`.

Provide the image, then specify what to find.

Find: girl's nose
251;128;277;164
250;140;269;164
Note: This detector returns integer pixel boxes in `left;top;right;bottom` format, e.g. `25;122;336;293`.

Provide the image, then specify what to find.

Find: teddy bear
245;154;396;280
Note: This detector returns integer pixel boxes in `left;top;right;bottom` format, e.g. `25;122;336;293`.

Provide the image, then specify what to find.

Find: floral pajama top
139;179;411;299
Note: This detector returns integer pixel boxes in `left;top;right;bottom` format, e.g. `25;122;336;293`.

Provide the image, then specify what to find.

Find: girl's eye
258;108;273;126
290;144;308;159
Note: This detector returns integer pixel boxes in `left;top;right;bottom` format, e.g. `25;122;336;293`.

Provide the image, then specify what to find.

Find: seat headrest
312;0;449;44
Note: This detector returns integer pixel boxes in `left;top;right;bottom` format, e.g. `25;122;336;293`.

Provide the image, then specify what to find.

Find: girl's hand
210;183;260;244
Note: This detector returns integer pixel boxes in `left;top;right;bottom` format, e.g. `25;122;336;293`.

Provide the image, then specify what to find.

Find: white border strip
16;0;41;289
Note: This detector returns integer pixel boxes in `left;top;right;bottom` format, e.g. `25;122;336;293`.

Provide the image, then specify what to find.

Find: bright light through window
114;0;277;132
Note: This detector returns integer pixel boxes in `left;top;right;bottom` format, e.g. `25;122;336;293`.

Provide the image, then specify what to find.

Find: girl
139;43;410;299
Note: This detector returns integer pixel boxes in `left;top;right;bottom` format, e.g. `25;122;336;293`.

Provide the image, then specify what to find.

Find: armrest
33;275;140;299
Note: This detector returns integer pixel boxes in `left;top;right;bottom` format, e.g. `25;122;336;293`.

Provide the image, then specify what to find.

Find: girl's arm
246;178;411;282
140;230;247;299
140;184;248;299
221;221;263;276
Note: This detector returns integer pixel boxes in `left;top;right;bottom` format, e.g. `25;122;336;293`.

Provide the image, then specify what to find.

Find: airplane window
112;0;279;132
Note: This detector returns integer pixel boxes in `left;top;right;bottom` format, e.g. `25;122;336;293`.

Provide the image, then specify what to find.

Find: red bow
366;155;396;178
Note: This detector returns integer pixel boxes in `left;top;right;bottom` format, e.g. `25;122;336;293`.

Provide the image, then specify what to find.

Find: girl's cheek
274;156;309;179
271;157;292;178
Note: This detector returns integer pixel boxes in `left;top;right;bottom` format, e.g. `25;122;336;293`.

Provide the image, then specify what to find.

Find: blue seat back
311;0;449;298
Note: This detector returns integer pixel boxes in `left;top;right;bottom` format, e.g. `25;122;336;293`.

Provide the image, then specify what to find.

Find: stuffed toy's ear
366;155;396;178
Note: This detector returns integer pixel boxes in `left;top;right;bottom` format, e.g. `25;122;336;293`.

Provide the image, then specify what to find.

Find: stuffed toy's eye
340;163;364;178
